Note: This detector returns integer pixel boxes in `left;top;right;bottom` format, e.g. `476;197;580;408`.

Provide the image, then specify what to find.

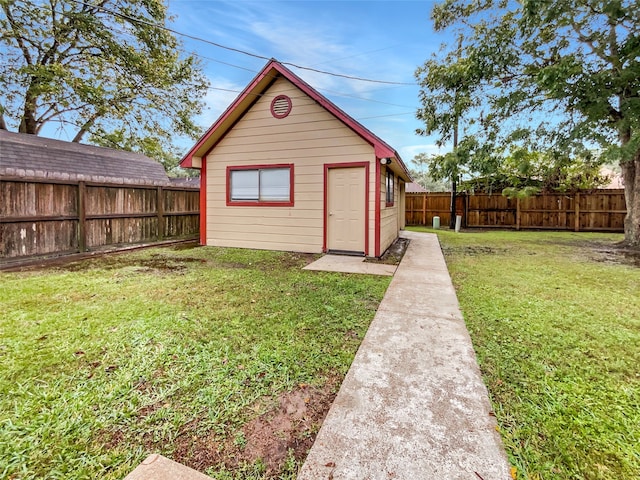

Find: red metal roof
180;59;411;181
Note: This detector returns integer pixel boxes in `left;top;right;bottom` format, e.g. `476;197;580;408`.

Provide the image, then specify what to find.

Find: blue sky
167;0;450;165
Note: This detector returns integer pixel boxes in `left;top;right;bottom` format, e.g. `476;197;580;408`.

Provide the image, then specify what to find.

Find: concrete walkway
298;231;511;480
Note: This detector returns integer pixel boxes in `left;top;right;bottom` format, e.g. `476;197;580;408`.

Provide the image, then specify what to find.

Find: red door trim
323;162;370;255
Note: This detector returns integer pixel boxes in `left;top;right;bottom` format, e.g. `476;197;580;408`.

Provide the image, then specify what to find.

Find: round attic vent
270;95;292;118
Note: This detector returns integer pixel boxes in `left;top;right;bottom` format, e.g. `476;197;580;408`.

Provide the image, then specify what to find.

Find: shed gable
201;77;375;254
180;59;411;183
213;76;372;159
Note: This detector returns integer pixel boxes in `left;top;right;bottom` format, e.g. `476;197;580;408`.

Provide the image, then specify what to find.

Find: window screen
259;168;290;201
230;169;259;200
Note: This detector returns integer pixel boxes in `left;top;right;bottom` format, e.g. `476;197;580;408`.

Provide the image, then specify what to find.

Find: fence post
464;193;469;227
422;193;427;226
157;186;165;240
574;192;580;232
516;197;521;231
78;181;87;252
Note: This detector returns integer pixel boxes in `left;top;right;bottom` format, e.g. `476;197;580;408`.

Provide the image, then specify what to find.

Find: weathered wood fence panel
407;189;626;232
467;194;517;228
1;178;199;263
405;192;465;228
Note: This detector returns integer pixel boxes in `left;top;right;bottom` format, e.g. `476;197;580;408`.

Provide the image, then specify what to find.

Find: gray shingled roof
169;176;200;187
406;182;428;193
0;130;170;185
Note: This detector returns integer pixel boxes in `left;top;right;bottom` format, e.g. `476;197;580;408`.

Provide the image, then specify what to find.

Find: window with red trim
386;169;395;206
227;165;294;206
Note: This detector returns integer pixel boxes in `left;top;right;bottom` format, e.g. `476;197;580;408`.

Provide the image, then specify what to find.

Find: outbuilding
180;60;411;257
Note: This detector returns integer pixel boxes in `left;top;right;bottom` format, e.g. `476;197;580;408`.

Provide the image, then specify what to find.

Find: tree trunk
451;98;459;230
72;128;87;143
72;110;105;143
621;152;640;247
450;178;457;229
18;88;38;134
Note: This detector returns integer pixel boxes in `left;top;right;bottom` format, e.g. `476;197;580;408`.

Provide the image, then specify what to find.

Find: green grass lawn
408;227;640;480
0;245;390;479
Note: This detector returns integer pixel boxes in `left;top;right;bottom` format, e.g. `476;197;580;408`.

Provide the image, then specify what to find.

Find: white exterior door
327;167;366;254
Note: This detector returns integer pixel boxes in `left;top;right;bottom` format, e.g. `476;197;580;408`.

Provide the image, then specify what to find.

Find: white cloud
401;144;444;162
246;20;354;92
196;77;246;127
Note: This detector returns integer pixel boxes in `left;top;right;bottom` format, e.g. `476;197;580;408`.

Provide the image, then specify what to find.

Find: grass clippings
409;228;640;480
0;245;390;479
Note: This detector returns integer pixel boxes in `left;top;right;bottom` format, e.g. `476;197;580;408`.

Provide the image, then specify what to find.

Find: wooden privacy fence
0;177;200;263
406;189;626;232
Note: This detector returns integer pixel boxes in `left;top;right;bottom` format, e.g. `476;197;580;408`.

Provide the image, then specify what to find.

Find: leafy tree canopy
0;0;209;172
417;0;640;245
409;153;450;192
463;148;608;196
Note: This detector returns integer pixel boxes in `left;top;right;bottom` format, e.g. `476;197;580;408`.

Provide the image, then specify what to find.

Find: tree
422;0;640;246
415;39;482;228
459;147;608;196
0;0;209;172
409;153;450;192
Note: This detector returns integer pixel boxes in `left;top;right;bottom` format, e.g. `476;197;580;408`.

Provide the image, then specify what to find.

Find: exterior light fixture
380;158;392;165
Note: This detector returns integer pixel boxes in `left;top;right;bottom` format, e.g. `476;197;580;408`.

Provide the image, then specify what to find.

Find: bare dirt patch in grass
163;378;339;477
440;244;508;257
98;378;340;477
590;244;640;267
542;238;640;267
271;252;320;269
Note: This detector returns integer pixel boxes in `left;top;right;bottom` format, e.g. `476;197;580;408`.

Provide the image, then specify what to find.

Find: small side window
386;169;394;206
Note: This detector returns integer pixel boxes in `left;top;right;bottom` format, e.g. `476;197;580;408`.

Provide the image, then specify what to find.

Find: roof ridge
179;59;411;180
0;130;157;163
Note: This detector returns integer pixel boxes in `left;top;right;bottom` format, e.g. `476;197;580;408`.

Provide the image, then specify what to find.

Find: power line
358;112;416;120
28;2;416;110
316;88;416;109
202;83;416;111
66;0;415;86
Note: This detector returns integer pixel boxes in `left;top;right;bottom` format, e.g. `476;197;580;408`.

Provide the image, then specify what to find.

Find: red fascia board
180;61;281;168
225;163;295;207
269;63;411;180
181;59;411;180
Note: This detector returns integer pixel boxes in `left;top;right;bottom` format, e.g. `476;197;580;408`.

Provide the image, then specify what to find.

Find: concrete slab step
123;454;213;480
